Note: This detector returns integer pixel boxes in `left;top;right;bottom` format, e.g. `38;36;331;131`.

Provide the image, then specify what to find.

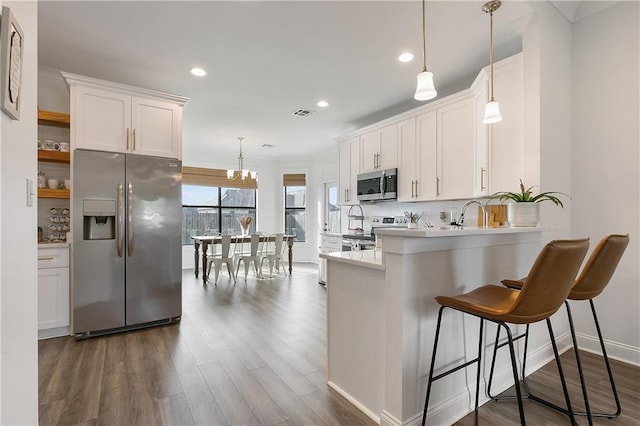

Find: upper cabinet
336;53;523;205
397;114;437;202
62;73;188;159
473;54;523;196
360;124;398;172
338;136;360;205
436;95;475;200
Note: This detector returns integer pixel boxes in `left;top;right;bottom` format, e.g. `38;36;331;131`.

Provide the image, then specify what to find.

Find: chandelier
227;137;257;180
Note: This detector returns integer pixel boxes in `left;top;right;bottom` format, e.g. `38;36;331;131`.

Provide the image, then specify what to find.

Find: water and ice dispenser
83;199;116;240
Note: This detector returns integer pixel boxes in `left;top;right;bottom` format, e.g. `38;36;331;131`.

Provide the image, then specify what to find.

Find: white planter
506;203;540;227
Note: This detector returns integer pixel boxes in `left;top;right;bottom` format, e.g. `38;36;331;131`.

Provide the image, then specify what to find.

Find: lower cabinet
319;234;343;284
38;245;70;339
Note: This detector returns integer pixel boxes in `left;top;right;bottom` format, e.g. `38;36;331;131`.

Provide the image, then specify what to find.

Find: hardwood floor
39;265;375;426
39;265;639;425
456;349;640;425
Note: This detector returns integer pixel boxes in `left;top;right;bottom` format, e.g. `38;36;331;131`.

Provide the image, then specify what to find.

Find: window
181;167;257;245
182;185;256;244
283;173;306;242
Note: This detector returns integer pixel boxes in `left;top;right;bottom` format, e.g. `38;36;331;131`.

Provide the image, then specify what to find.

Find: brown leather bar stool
421;238;589;425
488;234;629;425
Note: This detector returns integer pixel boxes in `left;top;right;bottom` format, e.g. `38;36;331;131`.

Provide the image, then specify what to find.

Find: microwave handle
380;175;386;195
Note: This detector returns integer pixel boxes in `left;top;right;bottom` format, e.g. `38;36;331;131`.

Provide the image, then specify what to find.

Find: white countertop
374;225;547;238
320;248;385;271
320;232;342;237
38;242;70;248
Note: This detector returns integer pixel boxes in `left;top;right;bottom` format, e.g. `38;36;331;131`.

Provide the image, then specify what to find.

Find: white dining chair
261;233;287;278
206;235;237;285
235;233;264;280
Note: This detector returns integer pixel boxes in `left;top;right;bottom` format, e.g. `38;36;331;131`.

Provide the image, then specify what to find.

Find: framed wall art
1;6;24;120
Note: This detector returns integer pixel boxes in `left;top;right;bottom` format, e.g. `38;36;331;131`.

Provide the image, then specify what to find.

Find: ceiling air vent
291;109;314;118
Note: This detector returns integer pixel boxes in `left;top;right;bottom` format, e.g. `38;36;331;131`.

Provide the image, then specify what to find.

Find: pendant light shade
414;0;437;101
482;100;502;124
482;0;502;124
414;71;437;101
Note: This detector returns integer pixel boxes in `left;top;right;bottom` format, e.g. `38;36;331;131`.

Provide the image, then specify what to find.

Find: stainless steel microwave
357;168;397;202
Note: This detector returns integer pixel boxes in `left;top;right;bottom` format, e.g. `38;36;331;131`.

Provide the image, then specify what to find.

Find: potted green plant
492;179;568;227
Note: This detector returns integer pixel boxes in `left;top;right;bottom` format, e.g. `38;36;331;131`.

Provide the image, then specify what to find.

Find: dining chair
488;234;630;424
206;235;237;285
235;233;264;280
422;238;589;426
261;233;287;278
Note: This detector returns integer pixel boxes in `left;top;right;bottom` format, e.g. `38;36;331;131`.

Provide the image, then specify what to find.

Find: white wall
570;1;640;363
0;1;39;423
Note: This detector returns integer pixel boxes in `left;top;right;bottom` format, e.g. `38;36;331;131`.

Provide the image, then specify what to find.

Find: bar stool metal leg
529;318;578;425
565;301;593;425
422;306;445;426
422;308;485;426
487;324;530;399
489;299;620;423
501;323;527;425
486;321;578;426
583;299;622;418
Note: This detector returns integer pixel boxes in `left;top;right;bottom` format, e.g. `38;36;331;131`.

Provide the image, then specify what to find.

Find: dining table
191;234;295;280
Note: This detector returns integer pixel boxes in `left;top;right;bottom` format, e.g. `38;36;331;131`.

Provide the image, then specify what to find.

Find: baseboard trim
327;381;381;424
38;326;70;340
420;388;474;426
380;410;402;426
576;332;640;367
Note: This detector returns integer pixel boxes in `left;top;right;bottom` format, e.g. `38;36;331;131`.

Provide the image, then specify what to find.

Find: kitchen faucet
456;199;489;229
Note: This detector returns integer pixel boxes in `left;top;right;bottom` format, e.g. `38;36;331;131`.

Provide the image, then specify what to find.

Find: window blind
283;173;306;186
183;166;257;189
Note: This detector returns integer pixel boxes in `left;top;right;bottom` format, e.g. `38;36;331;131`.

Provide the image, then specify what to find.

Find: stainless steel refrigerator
72;149;182;337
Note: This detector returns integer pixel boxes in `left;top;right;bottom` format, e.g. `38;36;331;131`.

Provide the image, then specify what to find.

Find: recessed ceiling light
189;67;207;77
317;100;329;108
398;52;414;63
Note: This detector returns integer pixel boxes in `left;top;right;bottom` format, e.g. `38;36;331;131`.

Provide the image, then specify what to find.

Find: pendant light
482;0;503;124
226;137;257;181
414;0;437;101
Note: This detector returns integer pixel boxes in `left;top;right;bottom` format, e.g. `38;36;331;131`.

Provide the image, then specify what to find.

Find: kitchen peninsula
321;226;549;426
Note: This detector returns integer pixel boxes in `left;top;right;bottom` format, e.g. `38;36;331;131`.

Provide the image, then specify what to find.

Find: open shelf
38;150;70;163
38;188;70;199
38;110;70;128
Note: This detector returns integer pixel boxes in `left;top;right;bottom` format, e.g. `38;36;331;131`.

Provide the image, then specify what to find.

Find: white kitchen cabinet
319;233;343;284
397;115;437;202
399;97;474;202
38;245;70;339
63;72;188;159
338;136;360;205
360;124;398;172
474;54;523;195
436;96;475;200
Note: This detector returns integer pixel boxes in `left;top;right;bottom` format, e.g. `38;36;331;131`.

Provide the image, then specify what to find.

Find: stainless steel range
342;216;408;251
341;232;376;251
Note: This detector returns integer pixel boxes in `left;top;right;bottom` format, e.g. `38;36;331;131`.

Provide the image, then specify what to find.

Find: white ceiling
37;1;603;160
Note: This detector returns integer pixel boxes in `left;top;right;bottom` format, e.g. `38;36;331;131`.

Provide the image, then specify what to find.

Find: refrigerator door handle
127;182;134;257
116;183;124;257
